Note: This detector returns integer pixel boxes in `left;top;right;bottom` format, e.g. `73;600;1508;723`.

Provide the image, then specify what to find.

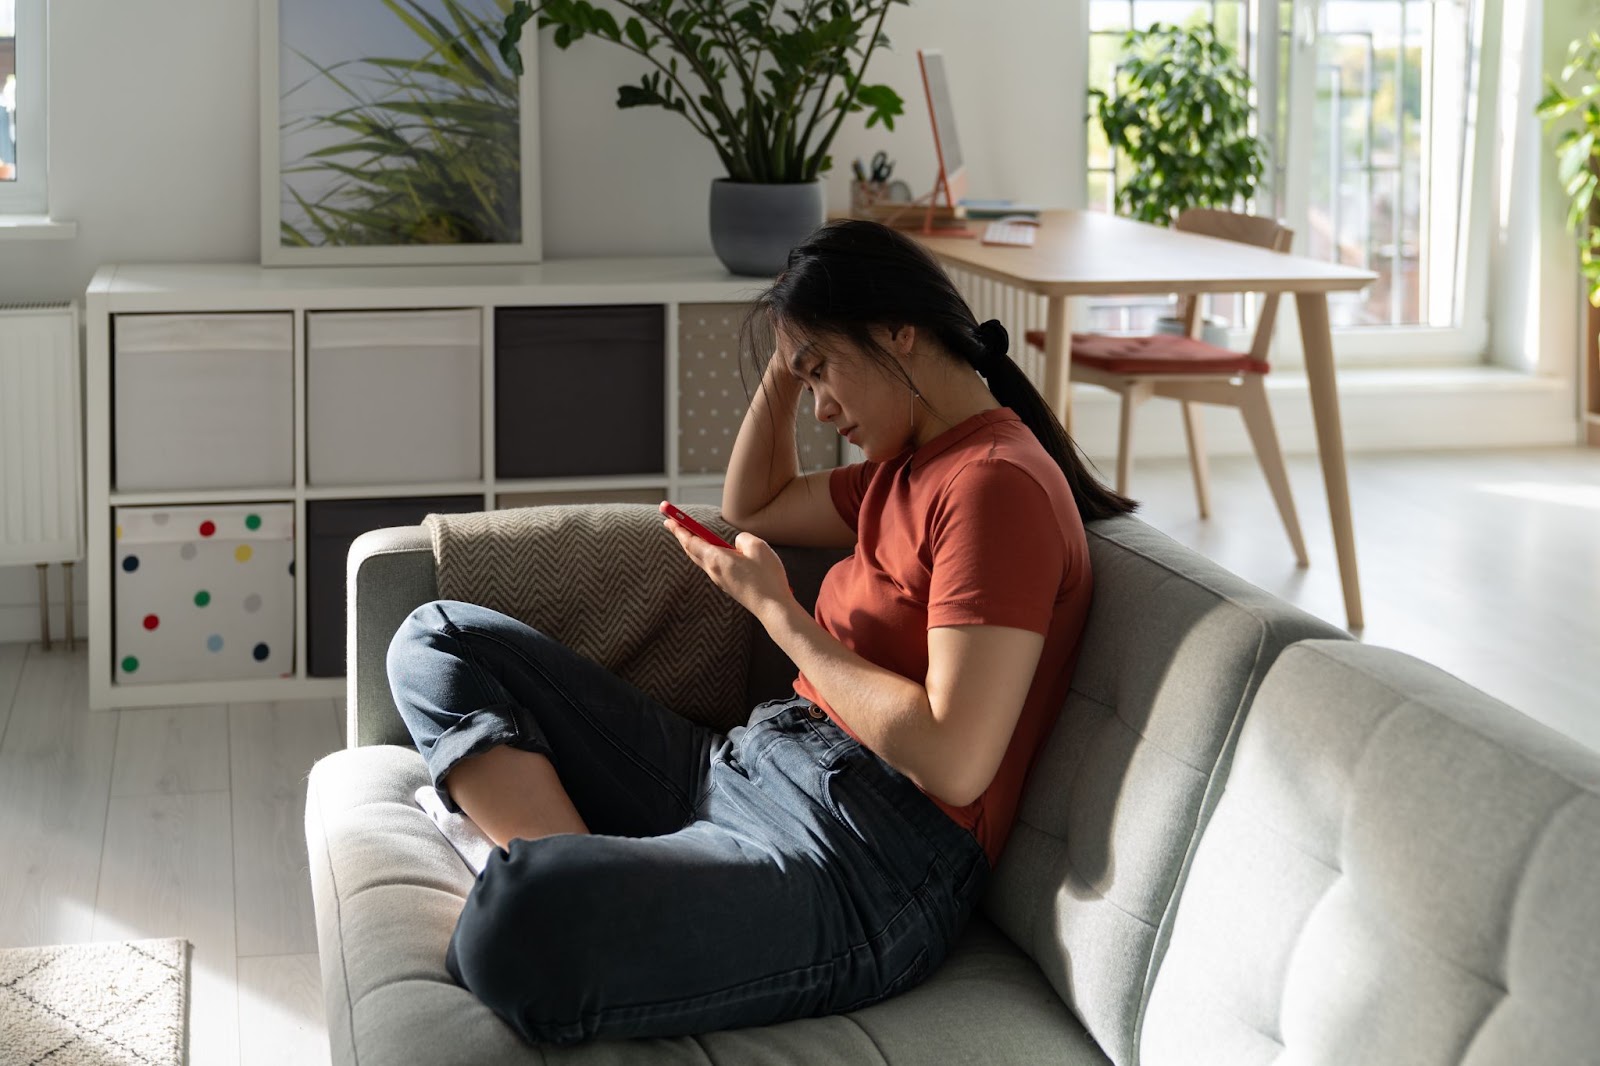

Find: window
0;0;47;215
1085;0;1491;364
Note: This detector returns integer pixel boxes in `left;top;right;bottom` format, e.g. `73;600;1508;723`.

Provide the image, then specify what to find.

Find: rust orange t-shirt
791;406;1092;868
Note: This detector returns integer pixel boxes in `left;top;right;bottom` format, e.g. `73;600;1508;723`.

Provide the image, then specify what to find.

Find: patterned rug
0;938;188;1066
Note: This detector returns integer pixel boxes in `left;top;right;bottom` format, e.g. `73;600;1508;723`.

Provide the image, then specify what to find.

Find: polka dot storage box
113;503;295;684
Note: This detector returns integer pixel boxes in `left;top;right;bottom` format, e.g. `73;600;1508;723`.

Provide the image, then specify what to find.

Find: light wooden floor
0;446;1594;1064
1110;444;1600;751
0;643;342;1066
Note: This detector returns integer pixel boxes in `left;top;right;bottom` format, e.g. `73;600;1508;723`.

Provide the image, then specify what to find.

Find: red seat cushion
1022;329;1270;376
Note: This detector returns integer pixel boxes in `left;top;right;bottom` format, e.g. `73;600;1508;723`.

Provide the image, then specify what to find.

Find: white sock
414;785;497;876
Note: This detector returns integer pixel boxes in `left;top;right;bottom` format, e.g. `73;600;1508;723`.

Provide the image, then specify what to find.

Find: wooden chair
1025;207;1309;566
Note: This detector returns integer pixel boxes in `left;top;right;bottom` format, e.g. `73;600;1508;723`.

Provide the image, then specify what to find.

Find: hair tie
975;319;1008;373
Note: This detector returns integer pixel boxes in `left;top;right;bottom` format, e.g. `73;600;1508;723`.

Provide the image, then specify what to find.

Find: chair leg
1180;401;1212;519
1115;382;1151;495
1239;376;1309;566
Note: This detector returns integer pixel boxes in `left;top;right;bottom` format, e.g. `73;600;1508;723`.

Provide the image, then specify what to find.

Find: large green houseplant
1090;22;1269;342
498;0;910;275
1090;21;1267;227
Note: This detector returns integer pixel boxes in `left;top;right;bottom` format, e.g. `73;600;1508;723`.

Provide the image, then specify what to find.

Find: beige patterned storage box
678;303;842;475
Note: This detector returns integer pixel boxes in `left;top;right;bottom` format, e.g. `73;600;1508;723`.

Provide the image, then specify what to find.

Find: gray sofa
306;510;1600;1065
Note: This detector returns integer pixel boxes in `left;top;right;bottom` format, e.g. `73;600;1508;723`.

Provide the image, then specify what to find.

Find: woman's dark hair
740;218;1137;523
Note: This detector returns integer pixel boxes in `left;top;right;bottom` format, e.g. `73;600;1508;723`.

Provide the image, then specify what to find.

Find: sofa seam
1296;643;1600;796
1130;617;1277;1065
685;1032;716;1065
838;1011;894;1066
1085;525;1336;625
1067;684;1212;777
1006;819;1157;929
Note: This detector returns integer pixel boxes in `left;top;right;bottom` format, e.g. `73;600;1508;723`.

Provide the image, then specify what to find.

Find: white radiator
0;301;84;568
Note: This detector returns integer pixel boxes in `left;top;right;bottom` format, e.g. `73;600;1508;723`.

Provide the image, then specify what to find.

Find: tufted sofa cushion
1140;640;1600;1064
979;516;1349;1066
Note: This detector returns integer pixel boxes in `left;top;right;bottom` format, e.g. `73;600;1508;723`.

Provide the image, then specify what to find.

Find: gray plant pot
709;179;826;277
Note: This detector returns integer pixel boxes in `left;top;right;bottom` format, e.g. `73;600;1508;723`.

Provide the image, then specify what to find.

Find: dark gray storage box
306;495;482;677
495;306;665;478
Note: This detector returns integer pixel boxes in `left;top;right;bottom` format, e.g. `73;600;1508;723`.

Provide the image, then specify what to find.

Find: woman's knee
446;838;601;1043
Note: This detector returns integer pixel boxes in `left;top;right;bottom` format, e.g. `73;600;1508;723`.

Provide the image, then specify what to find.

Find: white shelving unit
85;258;842;711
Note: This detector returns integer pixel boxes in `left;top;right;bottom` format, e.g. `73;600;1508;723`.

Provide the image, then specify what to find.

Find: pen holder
850;180;925;226
850;180;892;215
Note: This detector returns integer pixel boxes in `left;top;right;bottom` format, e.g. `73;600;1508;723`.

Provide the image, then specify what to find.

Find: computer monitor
917;49;967;211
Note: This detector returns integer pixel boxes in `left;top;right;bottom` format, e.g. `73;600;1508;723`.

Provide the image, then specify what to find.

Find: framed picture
259;0;540;267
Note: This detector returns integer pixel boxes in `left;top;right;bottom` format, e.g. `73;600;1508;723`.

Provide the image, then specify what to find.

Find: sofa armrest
347;525;437;749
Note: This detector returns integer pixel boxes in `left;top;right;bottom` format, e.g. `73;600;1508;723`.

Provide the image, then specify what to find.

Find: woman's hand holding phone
660;503;735;549
659;500;795;624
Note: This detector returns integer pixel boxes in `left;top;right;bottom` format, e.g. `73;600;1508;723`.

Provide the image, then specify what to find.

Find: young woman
388;219;1136;1047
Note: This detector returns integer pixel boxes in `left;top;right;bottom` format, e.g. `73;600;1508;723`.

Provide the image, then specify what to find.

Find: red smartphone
661;502;736;550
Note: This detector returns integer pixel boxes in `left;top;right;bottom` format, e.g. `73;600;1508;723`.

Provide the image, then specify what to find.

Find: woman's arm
723;353;806;521
757;602;1043;808
720;349;857;547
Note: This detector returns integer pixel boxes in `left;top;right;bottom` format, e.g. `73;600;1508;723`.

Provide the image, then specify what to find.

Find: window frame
0;0;48;217
1081;0;1497;369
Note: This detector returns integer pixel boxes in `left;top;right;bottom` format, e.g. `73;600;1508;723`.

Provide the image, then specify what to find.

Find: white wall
0;0;1082;301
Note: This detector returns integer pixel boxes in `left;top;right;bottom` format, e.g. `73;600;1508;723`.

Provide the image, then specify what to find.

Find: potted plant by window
1537;34;1600;334
498;0;909;276
1090;22;1268;344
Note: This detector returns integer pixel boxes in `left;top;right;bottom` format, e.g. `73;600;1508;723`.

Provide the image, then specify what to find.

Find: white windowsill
1059;362;1577;459
1264;364;1565;394
0;215;78;240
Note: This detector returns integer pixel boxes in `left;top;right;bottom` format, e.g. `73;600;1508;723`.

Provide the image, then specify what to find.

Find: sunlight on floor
1476;481;1600;511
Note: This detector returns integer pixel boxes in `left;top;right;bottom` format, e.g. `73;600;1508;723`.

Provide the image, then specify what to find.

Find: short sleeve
927;460;1065;635
829;460;878;533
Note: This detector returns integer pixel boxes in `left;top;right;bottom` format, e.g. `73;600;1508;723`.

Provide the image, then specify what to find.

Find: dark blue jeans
386;599;991;1046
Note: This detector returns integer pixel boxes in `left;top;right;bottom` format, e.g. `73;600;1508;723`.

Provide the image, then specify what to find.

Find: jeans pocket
818;764;924;907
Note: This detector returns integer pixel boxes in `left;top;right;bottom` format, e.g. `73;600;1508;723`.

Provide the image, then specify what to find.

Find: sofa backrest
981;515;1350;1066
1140;639;1600;1065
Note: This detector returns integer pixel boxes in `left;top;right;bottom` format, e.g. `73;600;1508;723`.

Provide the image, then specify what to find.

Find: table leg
1296;291;1364;630
1041;297;1073;432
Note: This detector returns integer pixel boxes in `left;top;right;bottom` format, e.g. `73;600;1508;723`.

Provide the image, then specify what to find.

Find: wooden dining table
912;209;1378;630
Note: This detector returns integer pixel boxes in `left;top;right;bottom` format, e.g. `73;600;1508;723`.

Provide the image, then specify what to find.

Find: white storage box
307;309;482;486
114;503;295;685
113;313;294;491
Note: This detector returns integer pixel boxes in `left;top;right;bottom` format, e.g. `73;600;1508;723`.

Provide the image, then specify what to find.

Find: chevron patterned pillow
423;503;757;732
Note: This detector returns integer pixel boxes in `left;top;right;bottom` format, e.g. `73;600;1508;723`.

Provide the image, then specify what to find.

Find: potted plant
498;0;910;276
1090;22;1268;344
1536;32;1600;309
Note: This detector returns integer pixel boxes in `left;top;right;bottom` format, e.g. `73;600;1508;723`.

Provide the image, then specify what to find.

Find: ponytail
954;317;1137;522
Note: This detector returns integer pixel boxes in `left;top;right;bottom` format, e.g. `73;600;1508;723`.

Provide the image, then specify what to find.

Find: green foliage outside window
1536;32;1600;308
